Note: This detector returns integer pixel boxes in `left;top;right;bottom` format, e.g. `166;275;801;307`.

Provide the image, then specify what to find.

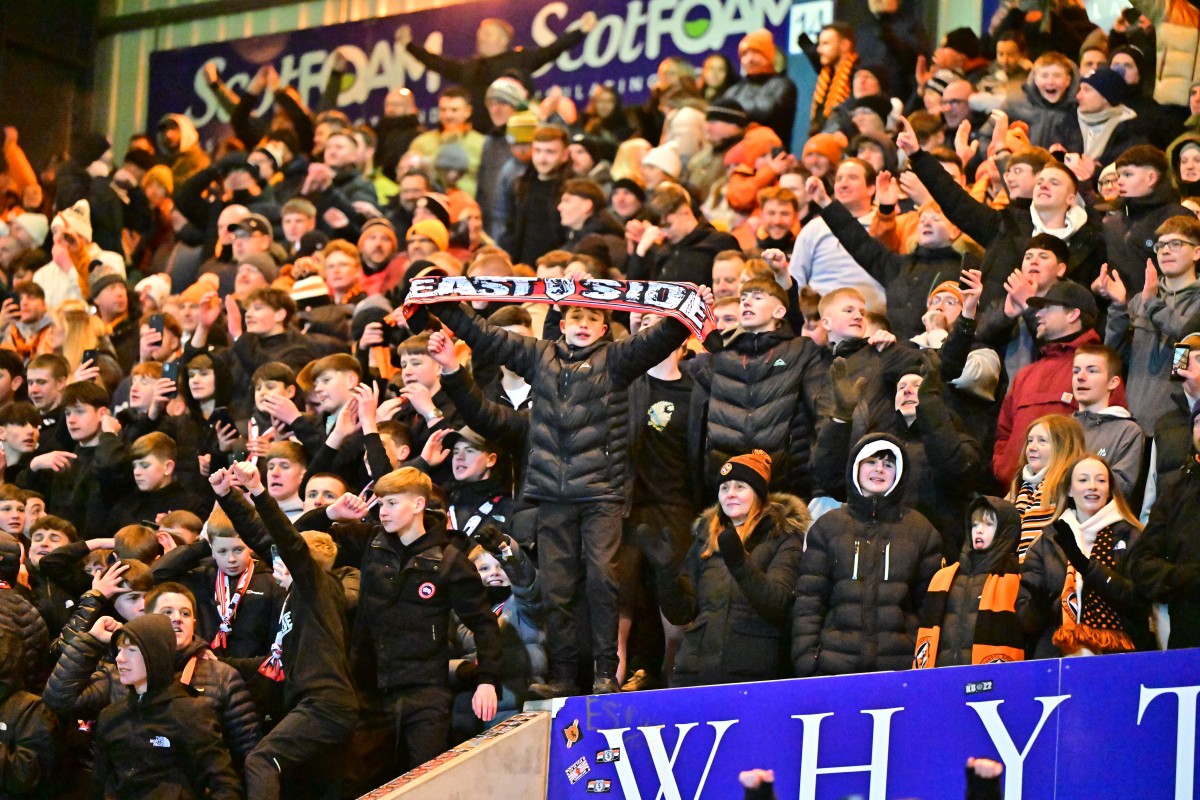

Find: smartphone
1171;345;1192;381
208;406;237;432
161;360;180;397
82;349;101;366
1122;7;1141;23
149;313;165;335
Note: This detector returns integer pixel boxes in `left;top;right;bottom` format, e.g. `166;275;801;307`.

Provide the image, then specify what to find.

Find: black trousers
346;684;454;793
242;699;356;800
621;503;694;676
537;501;623;679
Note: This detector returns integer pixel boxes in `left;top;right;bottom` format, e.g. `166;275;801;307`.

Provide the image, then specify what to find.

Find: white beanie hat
135;273;172;312
12;213;49;246
642;143;682;180
51;200;93;244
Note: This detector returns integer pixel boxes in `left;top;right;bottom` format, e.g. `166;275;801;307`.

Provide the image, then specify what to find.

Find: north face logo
773;358;786;367
150;736;171;748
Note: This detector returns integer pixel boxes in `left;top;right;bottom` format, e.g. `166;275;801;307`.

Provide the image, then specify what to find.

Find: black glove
829;357;865;422
917;353;944;396
633;524;676;571
717;525;746;570
1052;519;1089;572
453;660;477;683
473;524;508;558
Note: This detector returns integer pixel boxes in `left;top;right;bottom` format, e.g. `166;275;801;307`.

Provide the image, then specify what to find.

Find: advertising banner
545;649;1200;799
147;0;791;152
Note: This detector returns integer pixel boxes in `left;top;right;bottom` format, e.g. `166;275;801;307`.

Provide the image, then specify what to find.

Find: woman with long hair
699;54;736;102
645;451;807;687
1007;414;1086;561
1017;454;1149;658
582;84;634;146
49;298;113;373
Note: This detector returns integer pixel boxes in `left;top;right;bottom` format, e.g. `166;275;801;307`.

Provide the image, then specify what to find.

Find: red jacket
992;329;1127;487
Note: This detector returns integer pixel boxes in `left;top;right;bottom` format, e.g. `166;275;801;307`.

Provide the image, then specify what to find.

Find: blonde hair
817;286;866;317
611;138;652;184
206;507;239;542
1008;414;1087;501
54;299;108;372
375;467;433;501
300;531;338;572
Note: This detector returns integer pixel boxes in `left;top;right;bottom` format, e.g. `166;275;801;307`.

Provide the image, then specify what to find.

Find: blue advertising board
147;0;791;153
545;649;1200;799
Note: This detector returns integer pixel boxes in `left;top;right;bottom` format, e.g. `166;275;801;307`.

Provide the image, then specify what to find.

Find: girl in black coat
647;451;807;687
1017;454;1149;658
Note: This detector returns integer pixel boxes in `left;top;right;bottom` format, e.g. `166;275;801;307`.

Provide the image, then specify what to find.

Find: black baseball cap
230;214;273;238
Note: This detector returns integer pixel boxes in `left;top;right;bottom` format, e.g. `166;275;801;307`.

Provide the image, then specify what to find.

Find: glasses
1153;239;1198;253
942;98;969;107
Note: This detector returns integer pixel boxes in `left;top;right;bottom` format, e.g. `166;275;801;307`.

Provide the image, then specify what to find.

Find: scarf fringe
1053;623;1135;655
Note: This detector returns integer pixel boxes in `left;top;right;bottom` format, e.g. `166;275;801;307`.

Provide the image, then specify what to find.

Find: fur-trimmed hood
696;491;811;544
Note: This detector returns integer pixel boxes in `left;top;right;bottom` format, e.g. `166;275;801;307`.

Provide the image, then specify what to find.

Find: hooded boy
913;496;1023;668
792;433;943;676
91;614;242;800
156;113;212;185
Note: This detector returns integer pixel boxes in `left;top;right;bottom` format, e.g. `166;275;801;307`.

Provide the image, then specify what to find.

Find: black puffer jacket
0;630;58;800
295;507;503;692
429;301;691;504
717;74;799;143
0;534;48;687
929;496;1022;667
792;433;944;676
662;494;808;687
691;327;823;498
43;632;261;760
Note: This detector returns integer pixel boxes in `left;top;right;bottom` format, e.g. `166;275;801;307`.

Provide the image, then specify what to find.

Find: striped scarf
1053;523;1136;656
914;562;1023;668
811;54;857;129
1013;472;1054;562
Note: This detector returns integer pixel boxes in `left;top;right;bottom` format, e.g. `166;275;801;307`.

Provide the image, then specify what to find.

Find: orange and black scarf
914;562;1023;668
1052;526;1136;655
811;54;857;128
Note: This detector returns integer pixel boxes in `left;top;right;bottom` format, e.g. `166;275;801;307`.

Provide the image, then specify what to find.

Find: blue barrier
545;649;1200;799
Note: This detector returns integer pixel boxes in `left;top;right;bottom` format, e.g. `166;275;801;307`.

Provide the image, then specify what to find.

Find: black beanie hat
706;97;750;127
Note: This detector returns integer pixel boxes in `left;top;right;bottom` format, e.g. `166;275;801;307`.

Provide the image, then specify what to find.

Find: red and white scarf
258;595;291;682
404;276;722;352
211;568;253;650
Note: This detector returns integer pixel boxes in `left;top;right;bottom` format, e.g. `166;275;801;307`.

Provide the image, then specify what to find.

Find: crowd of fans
1;1;1200;796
